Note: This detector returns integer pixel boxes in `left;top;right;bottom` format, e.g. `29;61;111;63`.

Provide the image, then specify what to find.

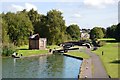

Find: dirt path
83;48;109;78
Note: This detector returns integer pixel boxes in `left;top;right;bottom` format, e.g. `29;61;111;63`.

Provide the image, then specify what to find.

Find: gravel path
83;48;109;78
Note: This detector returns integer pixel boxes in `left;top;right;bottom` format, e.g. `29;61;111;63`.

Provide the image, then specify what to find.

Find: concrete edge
63;53;83;60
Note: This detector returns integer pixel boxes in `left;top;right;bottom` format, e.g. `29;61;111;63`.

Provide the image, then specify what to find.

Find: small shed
29;34;47;50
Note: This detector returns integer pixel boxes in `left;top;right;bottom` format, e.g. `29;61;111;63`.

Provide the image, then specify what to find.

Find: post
102;51;104;55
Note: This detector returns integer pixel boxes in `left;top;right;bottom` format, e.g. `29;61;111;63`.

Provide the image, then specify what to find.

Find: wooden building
29;34;47;50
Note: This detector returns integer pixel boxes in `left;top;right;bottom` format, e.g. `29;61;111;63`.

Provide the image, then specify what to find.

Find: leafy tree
27;9;41;34
101;28;106;38
45;9;66;45
3;12;33;46
106;25;116;38
115;23;120;41
90;27;104;40
66;24;81;40
38;15;48;38
1;19;10;44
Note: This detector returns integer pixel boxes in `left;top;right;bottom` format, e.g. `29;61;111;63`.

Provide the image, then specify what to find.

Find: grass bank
16;45;49;57
17;50;48;57
98;38;116;41
92;39;119;78
64;50;90;59
46;45;59;49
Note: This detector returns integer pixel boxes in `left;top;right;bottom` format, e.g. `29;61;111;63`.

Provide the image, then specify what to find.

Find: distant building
29;34;47;50
81;33;90;39
80;29;90;39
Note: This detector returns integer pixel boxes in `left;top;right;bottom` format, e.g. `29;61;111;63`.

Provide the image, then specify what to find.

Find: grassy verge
46;45;59;49
98;38;116;41
17;50;48;57
16;45;48;57
64;50;90;59
92;42;119;78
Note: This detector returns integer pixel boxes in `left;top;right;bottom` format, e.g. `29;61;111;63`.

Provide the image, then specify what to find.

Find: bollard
102;51;104;55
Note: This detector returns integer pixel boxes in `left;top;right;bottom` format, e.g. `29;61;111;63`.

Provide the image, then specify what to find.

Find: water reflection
2;54;82;78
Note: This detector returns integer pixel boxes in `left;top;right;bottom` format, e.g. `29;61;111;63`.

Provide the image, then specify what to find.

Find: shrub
97;41;106;47
2;43;16;56
91;39;98;47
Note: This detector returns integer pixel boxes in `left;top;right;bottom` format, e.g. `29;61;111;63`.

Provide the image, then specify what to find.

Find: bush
91;39;98;47
97;41;106;47
2;43;16;56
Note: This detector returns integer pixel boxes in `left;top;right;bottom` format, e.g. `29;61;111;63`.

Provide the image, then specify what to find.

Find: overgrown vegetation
2;43;16;56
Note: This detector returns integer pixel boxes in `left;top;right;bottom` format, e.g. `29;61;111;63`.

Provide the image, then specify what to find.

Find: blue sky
0;0;119;29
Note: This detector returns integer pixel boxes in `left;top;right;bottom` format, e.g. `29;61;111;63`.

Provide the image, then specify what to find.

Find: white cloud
83;0;118;8
11;4;24;11
73;13;82;18
25;3;37;11
10;3;37;12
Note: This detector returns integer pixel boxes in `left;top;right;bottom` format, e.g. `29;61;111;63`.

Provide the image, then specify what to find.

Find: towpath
83;48;109;78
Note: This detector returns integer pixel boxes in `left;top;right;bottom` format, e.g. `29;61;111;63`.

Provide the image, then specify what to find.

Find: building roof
29;34;39;39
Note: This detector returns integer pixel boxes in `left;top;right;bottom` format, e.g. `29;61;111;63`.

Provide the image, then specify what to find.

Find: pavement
79;58;92;78
82;48;109;78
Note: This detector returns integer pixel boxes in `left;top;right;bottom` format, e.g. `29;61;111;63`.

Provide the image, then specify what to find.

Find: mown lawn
92;40;119;78
46;45;59;49
98;38;116;41
17;50;48;57
16;45;48;57
65;50;90;59
16;45;62;57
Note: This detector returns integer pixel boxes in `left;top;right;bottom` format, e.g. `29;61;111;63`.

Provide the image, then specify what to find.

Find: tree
27;9;41;34
101;28;106;38
38;15;49;38
3;12;33;46
115;23;120;41
66;24;81;40
106;25;116;38
45;9;67;45
1;19;10;44
90;27;104;40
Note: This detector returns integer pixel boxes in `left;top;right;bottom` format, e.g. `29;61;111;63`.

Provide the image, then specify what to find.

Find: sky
0;0;119;29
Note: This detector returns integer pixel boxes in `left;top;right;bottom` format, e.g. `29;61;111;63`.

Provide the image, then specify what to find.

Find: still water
2;54;82;78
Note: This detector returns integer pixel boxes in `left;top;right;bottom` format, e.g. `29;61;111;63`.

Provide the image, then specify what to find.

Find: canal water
2;54;82;78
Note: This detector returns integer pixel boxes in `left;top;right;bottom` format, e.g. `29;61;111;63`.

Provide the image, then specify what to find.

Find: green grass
92;42;119;78
65;50;90;59
16;45;48;57
46;45;59;49
16;45;28;50
98;38;116;41
17;50;48;57
16;45;61;57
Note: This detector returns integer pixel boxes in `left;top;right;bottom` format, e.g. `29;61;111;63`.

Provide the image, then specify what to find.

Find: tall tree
46;9;66;45
1;17;10;44
106;25;117;38
66;24;81;40
115;23;120;41
90;27;104;40
3;12;33;46
101;28;106;38
27;9;41;34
